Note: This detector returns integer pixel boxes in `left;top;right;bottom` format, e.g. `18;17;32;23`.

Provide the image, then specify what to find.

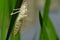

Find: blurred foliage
0;0;9;40
39;0;58;40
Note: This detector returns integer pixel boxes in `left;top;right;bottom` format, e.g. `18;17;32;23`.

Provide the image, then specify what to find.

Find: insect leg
10;11;20;15
18;15;27;20
13;8;20;11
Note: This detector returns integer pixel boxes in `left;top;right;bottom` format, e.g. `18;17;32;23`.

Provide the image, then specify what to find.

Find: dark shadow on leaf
39;11;43;28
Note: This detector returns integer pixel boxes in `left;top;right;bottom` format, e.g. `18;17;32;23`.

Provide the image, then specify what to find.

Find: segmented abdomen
14;19;23;36
13;2;28;36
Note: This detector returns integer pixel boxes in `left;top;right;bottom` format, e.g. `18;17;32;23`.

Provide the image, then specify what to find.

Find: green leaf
0;0;9;40
39;0;58;40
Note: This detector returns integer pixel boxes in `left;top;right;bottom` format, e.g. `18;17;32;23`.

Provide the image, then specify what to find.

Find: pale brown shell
14;20;23;36
13;2;28;36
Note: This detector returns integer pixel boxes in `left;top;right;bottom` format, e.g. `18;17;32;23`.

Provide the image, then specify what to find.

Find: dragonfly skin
11;2;28;36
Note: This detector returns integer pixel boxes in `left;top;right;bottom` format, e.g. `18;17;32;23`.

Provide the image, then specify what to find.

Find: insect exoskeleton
11;2;28;36
14;19;23;36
